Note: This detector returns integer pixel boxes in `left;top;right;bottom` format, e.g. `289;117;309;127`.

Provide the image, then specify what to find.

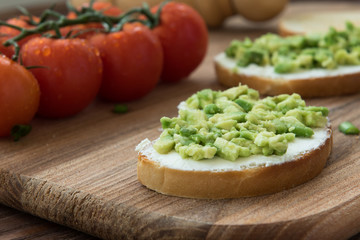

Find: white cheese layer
136;128;330;172
215;52;360;80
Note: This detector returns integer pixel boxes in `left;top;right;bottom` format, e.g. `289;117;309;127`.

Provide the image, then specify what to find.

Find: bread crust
277;10;360;37
278;22;303;37
137;127;332;199
215;61;360;98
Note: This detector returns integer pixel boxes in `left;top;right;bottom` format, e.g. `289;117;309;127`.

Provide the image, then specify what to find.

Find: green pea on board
113;104;128;114
339;121;360;135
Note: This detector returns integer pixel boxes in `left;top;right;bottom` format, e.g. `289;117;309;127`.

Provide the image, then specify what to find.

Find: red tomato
0;55;40;137
63;2;122;39
0;37;15;59
89;22;163;102
0;16;33;38
90;1;122;16
21;38;103;118
0;16;40;47
151;2;208;83
0;16;40;59
60;23;98;39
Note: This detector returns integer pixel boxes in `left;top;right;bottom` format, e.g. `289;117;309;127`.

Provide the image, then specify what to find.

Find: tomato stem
153;0;170;26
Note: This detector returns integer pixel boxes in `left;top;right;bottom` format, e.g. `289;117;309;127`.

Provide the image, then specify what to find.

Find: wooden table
1;2;360;240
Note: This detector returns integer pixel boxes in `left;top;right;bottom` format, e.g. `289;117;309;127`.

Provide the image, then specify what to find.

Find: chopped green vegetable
225;22;360;73
339;121;360;135
11;124;32;141
204;103;221;115
154;84;329;161
113;104;128;114
234;99;253;112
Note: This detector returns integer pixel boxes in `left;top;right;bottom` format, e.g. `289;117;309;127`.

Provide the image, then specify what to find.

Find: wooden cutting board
1;4;360;240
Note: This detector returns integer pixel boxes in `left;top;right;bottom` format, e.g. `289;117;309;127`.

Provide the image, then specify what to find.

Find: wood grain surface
0;204;99;239
1;1;360;240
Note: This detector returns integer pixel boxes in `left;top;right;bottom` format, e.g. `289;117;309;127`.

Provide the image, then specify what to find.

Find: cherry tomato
60;22;98;39
63;2;122;39
90;1;122;16
151;2;208;83
89;22;163;102
0;37;15;59
0;16;40;47
0;16;41;59
21;38;103;118
0;55;40;137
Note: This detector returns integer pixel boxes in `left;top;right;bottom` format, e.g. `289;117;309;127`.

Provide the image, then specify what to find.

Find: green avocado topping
153;85;329;161
225;22;360;73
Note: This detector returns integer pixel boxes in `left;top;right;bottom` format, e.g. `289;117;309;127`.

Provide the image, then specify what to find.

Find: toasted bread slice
214;53;360;98
136;125;332;199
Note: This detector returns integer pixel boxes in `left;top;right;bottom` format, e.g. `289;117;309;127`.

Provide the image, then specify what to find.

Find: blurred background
0;0;65;10
0;0;66;19
0;0;64;8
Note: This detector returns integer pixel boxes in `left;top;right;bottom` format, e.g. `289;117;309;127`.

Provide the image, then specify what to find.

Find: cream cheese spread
136;127;330;172
215;52;360;80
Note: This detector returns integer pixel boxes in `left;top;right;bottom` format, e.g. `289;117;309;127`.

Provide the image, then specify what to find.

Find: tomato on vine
151;2;208;83
0;55;40;138
0;16;40;58
0;37;14;58
21;38;103;118
0;0;206;122
89;22;163;102
0;16;39;41
62;2;122;39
